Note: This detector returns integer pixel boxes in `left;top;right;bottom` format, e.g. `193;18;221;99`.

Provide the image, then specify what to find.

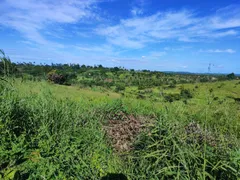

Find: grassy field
13;79;121;100
0;78;240;179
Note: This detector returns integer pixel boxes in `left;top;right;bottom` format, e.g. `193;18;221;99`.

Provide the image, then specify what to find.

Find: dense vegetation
7;54;238;88
0;50;240;179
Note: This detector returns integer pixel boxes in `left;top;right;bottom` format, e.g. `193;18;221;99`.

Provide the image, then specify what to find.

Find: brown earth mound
104;112;144;152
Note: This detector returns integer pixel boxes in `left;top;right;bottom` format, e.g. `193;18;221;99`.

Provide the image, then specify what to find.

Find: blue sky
0;0;240;73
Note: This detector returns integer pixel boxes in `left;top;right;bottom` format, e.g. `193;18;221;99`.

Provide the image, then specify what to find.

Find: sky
0;0;240;73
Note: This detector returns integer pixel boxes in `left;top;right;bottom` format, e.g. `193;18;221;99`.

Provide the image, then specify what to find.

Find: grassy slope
13;79;121;100
14;79;240;102
0;79;240;179
12;79;240;138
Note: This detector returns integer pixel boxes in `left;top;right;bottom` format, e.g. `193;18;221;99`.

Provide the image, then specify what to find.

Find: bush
137;93;146;99
168;83;176;88
227;73;236;80
115;83;125;92
129;119;240;179
180;89;193;99
164;93;181;102
47;70;67;85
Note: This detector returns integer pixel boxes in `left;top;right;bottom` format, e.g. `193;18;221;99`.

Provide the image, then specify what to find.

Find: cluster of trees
163;88;193;103
47;70;68;85
47;70;76;85
1;50;238;89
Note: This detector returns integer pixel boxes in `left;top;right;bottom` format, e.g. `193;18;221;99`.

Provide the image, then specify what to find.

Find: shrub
168;83;176;88
227;73;236;80
115;83;125;92
47;70;67;85
137;93;146;99
209;88;214;93
180;89;193;99
138;85;145;90
164;93;181;102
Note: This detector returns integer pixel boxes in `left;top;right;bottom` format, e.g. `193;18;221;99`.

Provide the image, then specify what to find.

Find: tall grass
0;79;239;179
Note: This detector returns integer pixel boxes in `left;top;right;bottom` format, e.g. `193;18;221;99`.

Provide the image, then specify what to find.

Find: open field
13;79;121;100
1;78;240;179
1;0;240;179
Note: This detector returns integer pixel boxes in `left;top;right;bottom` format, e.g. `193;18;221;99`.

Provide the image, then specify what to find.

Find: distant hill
163;71;240;76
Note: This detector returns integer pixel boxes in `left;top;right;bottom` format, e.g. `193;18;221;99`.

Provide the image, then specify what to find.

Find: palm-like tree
0;49;17;78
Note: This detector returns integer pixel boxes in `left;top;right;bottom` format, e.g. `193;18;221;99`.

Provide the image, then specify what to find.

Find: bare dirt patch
103;112;146;152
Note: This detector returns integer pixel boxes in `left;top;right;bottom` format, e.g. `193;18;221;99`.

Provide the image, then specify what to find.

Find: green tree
115;83;125;92
227;73;236;80
47;70;67;85
0;49;17;77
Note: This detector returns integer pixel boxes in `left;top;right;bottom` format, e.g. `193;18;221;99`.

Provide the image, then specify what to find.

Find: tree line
0;50;238;91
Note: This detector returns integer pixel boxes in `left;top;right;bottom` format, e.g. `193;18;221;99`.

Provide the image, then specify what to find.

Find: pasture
0;78;239;179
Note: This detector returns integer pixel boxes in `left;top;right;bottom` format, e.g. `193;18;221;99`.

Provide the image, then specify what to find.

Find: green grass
0;78;240;179
13;79;121;101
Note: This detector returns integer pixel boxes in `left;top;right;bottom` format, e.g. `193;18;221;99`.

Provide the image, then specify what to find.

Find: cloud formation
0;1;239;73
97;6;240;48
200;49;236;53
131;7;144;16
0;0;100;45
1;1;239;51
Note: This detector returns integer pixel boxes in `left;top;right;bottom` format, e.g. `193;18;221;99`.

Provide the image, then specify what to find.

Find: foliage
164;93;181;102
0;51;240;179
180;88;193;99
47;70;66;84
6;54;238;91
227;73;236;80
115;83;126;92
0;78;240;179
0;49;17;77
47;70;76;85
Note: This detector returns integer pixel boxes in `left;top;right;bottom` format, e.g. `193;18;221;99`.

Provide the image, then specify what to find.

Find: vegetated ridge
0;50;240;179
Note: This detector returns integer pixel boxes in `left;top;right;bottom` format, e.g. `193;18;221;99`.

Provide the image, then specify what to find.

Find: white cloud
96;6;240;48
131;7;144;16
211;5;240;29
1;1;239;70
216;64;224;68
108;36;146;49
180;65;188;69
75;44;112;52
199;49;236;53
110;59;120;63
164;46;192;51
133;0;148;8
0;0;101;45
74;44;118;57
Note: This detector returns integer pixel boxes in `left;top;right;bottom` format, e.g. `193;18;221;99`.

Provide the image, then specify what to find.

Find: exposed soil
103;112;145;152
